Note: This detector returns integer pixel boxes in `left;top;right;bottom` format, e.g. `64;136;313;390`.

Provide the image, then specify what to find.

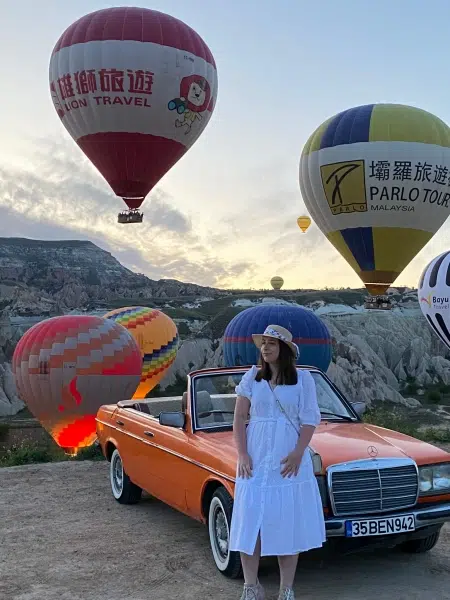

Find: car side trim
96;418;235;484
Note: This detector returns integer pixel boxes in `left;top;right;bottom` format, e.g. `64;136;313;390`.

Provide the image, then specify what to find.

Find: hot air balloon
271;276;284;290
299;103;450;296
49;7;218;224
12;316;142;455
297;215;311;233
418;250;450;349
223;305;332;372
104;307;179;398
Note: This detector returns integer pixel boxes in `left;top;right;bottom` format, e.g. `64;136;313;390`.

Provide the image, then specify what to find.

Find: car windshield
192;368;356;430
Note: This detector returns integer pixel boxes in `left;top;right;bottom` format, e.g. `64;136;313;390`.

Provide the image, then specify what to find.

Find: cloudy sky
2;0;450;290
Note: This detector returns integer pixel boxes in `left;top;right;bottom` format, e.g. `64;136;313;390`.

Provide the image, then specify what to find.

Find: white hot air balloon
418;250;450;349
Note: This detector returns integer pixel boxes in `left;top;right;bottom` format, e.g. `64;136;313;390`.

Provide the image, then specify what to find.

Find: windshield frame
189;366;360;433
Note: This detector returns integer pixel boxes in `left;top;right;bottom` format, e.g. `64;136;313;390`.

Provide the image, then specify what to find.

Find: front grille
330;464;418;516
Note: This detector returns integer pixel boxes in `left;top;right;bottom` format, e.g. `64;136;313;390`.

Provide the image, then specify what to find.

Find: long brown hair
255;339;298;385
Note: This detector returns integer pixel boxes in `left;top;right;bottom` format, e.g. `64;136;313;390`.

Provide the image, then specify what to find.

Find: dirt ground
1;462;450;600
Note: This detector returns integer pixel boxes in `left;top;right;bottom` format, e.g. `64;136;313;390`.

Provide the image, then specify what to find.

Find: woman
229;324;326;600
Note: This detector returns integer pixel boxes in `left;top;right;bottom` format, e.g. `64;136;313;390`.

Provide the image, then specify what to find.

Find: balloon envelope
300;103;450;295
12;315;142;454
271;276;284;290
297;215;311;233
49;7;218;210
223;305;332;372
104;307;179;398
418;250;450;349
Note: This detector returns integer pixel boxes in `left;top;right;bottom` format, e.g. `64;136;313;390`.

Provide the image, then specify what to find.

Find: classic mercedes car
95;366;450;578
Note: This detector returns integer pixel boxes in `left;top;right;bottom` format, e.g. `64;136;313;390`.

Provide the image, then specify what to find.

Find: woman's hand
237;452;253;479
280;448;304;478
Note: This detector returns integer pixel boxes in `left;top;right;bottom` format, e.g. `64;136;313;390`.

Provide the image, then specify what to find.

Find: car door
139;419;193;512
110;405;152;489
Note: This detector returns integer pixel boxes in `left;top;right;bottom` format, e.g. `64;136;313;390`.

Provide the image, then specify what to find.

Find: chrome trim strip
327;458;419;516
96;418;235;483
325;502;450;537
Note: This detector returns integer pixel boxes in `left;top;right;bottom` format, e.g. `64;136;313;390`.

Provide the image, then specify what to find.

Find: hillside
0;236;439;418
0;237;226;315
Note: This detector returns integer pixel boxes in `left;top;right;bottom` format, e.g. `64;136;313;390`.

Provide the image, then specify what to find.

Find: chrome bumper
325;502;450;537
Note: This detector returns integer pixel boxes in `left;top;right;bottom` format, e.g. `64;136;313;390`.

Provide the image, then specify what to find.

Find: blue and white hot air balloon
418;250;450;349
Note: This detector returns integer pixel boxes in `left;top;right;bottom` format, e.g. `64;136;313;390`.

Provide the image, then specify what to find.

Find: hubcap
112;453;123;496
214;504;229;558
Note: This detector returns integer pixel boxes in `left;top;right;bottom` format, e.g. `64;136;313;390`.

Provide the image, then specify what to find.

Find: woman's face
260;336;280;364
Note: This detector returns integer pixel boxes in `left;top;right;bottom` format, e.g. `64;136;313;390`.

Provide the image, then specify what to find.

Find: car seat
196;390;225;424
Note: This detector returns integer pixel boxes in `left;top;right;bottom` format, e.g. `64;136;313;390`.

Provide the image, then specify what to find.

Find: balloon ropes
12;316;142;455
299;103;450;296
49;7;218;224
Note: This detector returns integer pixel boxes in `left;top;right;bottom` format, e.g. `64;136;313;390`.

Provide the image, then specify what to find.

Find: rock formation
0;237;225;315
0;236;446;418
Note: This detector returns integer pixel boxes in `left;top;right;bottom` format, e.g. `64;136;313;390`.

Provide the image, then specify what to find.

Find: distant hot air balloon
104;307;179;398
299;103;450;296
12;316;142;455
270;276;284;290
297;215;311;233
223;305;332;372
418;250;450;349
49;7;218;224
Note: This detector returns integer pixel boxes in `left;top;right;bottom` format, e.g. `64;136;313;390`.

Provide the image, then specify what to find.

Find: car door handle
116;420;125;426
144;431;154;437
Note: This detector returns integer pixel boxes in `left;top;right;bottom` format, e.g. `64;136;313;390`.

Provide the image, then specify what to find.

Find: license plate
345;514;415;537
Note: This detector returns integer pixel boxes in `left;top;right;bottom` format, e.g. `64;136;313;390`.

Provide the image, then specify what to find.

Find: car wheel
110;448;142;504
208;486;242;579
400;529;441;553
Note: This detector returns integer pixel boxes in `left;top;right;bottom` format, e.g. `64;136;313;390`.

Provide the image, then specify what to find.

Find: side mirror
159;411;186;428
351;401;366;418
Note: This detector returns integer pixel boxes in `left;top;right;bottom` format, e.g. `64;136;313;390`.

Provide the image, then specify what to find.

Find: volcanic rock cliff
0;237;446;419
0;238;224;315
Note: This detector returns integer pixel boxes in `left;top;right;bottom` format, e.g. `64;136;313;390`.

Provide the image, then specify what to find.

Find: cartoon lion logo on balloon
168;74;214;135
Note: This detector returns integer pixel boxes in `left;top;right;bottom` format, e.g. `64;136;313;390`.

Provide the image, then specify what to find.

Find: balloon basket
364;295;392;310
118;209;144;224
62;447;78;457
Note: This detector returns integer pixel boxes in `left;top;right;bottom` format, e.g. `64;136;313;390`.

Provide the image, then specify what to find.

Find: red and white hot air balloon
49;7;218;224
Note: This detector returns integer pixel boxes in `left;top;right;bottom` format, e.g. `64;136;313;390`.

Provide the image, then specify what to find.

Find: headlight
308;448;322;474
419;463;450;494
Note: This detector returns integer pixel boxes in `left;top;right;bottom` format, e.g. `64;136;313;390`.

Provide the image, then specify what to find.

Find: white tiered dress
229;365;326;556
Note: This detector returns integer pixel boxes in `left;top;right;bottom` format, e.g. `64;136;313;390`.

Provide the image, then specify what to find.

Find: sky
2;0;450;290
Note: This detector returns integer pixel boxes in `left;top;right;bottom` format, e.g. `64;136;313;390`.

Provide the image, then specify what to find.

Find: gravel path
1;460;450;600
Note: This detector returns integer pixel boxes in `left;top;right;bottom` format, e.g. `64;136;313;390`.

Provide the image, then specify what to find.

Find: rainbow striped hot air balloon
300;103;450;295
104;307;179;398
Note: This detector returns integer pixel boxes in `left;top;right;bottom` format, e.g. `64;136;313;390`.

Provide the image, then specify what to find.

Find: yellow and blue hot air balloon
299;103;450;295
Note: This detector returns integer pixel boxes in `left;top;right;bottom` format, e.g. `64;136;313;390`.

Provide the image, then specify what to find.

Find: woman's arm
233;395;252;478
280;371;321;478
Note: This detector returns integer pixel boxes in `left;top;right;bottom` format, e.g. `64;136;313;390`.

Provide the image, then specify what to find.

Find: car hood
309;421;450;468
195;421;450;476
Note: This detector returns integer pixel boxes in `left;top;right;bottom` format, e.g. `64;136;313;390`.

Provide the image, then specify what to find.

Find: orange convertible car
96;366;450;578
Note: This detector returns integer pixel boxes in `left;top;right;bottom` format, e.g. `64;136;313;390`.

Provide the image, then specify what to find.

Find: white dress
229;365;326;556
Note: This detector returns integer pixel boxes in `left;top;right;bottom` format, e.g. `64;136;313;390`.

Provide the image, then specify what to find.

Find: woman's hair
255;339;298;385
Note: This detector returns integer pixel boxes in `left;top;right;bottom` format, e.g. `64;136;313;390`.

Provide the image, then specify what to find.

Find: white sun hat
252;324;299;359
